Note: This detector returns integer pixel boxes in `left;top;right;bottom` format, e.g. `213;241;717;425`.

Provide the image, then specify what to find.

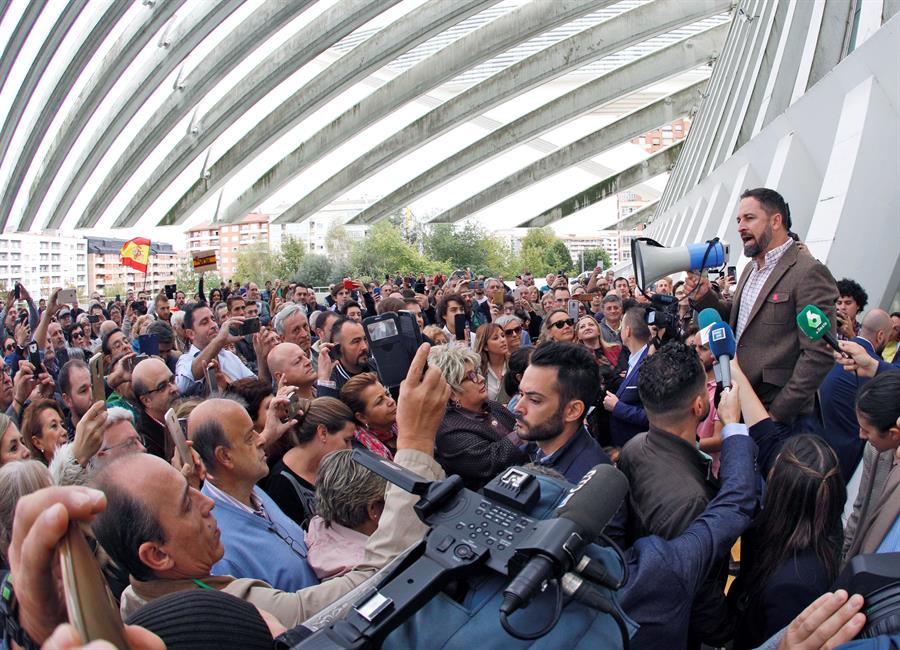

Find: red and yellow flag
120;237;151;273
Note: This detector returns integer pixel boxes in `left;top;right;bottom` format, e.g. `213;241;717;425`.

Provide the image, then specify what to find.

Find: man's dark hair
637;342;707;417
836;278;868;311
622;307;651;343
59;359;89;397
340;300;361;316
181;302;209;330
892;312;900;320
146;319;175;345
330;316;358;344
191;419;231;473
437;293;467;325
856;369;900;434
400;289;416;300
529;342;600;426
314;310;339;334
226;294;246;312
91;466;167;581
100;328;123;356
740;187;792;229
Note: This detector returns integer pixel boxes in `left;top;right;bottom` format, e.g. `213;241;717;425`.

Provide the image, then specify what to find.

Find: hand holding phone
88;354;105;401
164;408;194;473
59;523;131;649
454;314;467;341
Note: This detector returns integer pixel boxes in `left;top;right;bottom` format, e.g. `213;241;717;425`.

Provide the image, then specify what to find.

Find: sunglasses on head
549;318;574;329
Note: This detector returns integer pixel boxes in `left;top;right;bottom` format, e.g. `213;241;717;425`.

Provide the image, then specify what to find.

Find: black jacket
435;401;527;491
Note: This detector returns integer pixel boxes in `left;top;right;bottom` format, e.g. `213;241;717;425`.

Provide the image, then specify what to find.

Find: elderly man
175;303;255;395
189;399;319;591
495;314;526;349
273;303;311;357
49;405;146;486
132;357;179;459
267;343;318;399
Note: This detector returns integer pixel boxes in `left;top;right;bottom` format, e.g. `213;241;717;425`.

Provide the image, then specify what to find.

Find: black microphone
500;465;629;616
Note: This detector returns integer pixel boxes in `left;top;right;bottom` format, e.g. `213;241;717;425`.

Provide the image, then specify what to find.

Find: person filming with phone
175;303;255;396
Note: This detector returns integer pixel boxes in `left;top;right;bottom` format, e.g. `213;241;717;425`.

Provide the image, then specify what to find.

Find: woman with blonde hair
20;399;67;465
0;460;52;566
0;413;30;466
265;397;356;528
538;309;575;345
474;323;510;404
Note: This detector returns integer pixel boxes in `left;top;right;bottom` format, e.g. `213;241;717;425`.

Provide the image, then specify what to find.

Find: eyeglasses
503;326;523;336
100;437;142;454
142;375;175;395
267;520;308;559
461;369;485;384
549;319;574;330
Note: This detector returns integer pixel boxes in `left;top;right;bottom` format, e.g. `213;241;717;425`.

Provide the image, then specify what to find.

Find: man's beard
743;224;772;257
515;405;566;443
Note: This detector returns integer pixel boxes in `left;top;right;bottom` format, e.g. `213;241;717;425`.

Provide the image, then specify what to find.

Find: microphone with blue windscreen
708;321;736;389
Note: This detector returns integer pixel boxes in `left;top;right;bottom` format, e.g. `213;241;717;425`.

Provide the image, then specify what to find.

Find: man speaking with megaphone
683;187;838;437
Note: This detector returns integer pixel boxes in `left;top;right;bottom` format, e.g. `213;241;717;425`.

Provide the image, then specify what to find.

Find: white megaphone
631;237;729;291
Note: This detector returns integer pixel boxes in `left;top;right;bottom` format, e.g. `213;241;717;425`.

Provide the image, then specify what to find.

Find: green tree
575;247;612;273
518;228;574;276
234;242;281;286
423;222;520;278
349;220;438;279
276;235;306;280
294;254;335;287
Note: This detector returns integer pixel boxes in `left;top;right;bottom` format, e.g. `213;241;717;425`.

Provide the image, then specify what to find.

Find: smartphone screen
492;290;504;306
567;300;580;322
363;312;422;388
59;524;130;649
28;341;42;371
727;265;737;278
454;314;467;341
239;317;261;336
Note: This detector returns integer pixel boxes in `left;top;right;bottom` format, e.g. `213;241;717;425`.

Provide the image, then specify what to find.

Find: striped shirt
736;238;794;339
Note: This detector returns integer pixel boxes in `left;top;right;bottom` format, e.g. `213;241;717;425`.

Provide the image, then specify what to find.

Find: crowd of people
0;187;898;649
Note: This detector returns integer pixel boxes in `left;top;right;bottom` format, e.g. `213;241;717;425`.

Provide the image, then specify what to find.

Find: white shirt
627;344;648;378
175;344;255;394
735;238;794;339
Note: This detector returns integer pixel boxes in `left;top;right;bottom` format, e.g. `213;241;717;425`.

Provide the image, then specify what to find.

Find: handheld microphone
796;304;843;355
697;308;720;330
500;465;628;617
708;321;736;389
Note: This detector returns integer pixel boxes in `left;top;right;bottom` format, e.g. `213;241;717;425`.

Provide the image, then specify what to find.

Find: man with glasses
132;357;179;459
190;398;319;592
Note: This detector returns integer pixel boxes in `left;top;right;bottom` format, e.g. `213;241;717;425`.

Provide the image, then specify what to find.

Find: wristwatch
1;572;40;650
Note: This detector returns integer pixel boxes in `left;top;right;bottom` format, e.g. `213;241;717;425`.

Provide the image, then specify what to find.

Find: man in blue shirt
189;398;319;592
514;342;611;485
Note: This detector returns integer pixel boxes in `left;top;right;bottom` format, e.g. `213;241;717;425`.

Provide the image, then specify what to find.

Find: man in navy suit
819;309;894;482
603;307;651;448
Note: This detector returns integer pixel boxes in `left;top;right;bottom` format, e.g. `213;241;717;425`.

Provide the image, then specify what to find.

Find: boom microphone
707;321;736;389
797;304;842;354
500;465;629;618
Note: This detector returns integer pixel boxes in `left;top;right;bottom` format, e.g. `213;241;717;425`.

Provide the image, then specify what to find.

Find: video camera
288;451;630;649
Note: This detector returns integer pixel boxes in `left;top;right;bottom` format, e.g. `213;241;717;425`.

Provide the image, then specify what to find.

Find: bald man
189;399;318;591
820;308;894;481
132;357;178;459
267;343;316;399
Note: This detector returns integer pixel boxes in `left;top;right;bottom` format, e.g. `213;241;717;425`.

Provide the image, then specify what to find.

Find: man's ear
213;445;233;470
138;541;174;573
563;399;585;425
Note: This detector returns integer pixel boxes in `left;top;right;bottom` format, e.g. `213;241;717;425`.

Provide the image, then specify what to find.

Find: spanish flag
120;237;151;273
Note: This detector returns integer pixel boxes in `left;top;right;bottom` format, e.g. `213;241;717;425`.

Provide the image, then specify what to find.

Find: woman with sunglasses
538;309;575;345
427;344;526;490
474;323;510;404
